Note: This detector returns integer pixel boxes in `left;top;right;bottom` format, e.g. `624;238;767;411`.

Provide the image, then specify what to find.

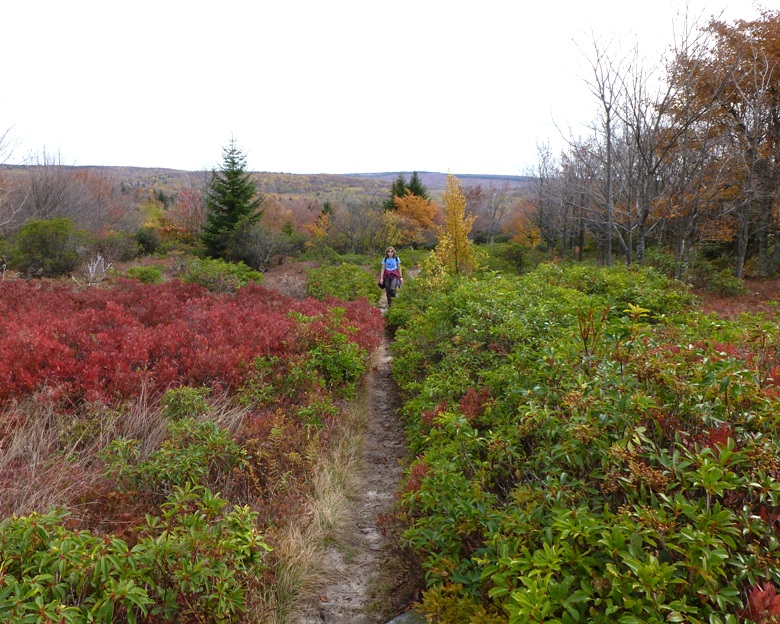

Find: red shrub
0;281;383;408
744;582;780;622
422;401;448;427
458;387;492;421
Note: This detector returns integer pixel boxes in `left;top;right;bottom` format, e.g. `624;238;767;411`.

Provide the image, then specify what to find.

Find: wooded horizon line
0;163;534;190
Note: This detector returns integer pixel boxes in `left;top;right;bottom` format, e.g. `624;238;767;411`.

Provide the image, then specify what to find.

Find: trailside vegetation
0;278;383;622
388;262;780;623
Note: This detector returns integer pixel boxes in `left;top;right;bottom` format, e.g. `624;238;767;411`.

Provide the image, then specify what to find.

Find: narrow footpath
291;334;423;624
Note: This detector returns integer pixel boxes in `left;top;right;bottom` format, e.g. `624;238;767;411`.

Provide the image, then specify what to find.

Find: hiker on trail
378;246;403;306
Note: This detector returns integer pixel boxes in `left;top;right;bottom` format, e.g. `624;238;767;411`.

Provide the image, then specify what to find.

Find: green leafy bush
135;226;161;255
12;217;90;277
0;485;270;623
478;242;526;274
161;386;211;420
180;257;263;292
389;263;780;622
94;230;142;262
307;263;377;301
124;264;164;284
101;418;247;493
534;261;698;317
643;246;681;279
707;268;749;296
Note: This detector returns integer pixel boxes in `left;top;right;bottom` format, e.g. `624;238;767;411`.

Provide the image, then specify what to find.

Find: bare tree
0;126;27;231
23;148;81;222
580;35;625;265
483;181;511;244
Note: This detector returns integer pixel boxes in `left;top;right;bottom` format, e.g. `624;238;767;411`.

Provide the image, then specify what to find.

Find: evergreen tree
201;138;264;258
383;172;430;211
408;171;430;200
383;173;408;211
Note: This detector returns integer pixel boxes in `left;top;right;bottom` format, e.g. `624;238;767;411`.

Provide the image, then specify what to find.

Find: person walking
378;246;403;307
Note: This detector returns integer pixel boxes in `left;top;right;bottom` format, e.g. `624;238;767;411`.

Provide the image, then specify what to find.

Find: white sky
0;0;766;176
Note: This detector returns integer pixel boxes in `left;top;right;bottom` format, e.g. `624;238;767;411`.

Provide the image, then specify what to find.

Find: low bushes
306;263;377;302
0;280;381;406
179;257;264;292
390;262;780;623
0;277;385;621
0;486;269;623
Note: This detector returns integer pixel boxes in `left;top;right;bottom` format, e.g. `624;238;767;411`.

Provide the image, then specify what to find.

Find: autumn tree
699;10;780;276
391;189;440;246
433;174;476;274
201;138;264;259
161;173;209;243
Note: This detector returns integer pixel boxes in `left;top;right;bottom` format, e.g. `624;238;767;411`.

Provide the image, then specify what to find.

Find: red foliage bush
744;582;780;622
458;387;492;421
422;401;448;427
0;281;383;407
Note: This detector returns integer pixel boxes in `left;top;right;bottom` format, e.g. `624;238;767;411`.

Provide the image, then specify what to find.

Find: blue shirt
383;257;400;271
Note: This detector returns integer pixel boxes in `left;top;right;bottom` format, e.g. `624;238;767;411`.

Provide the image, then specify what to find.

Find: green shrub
136;226;161;255
334;252;373;266
310;330;366;397
390;265;780;622
181;257;263;292
307;263;377;301
94;230;142;262
161;386;211;420
643;246;680;279
399;248;432;266
0;486;270;623
12;217;89;277
707;268;749;296
101;418;246;493
299;244;342;265
478;242;526;274
123;265;164;284
534;261;698;317
156;239;201;255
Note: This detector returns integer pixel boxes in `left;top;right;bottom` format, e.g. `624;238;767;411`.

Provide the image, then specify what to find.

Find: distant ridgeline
0;165;534;198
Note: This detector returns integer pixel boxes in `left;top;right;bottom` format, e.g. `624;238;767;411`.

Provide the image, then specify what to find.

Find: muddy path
290;332;422;624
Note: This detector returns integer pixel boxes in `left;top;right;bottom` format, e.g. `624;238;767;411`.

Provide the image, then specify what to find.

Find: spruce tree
408;171;430;200
383;173;408;211
201;138;264;258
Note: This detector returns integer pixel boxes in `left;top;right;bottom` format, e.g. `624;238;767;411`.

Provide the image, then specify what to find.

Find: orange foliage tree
673;9;780;275
505;198;541;247
392;190;440;245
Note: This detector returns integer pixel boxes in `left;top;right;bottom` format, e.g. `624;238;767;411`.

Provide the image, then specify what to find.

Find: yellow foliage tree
305;211;331;241
433;174;476;275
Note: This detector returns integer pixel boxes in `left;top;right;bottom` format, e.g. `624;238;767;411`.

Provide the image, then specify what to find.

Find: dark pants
385;275;400;305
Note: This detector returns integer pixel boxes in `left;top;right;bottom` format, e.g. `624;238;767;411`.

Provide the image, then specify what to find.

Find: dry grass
0;385;250;519
0;368;372;623
248;376;370;623
0;387;161;517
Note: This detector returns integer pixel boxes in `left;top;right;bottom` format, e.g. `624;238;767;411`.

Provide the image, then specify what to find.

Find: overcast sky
0;0;766;176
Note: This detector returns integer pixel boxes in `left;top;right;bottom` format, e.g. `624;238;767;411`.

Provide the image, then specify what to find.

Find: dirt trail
262;261;422;623
290;332;421;624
